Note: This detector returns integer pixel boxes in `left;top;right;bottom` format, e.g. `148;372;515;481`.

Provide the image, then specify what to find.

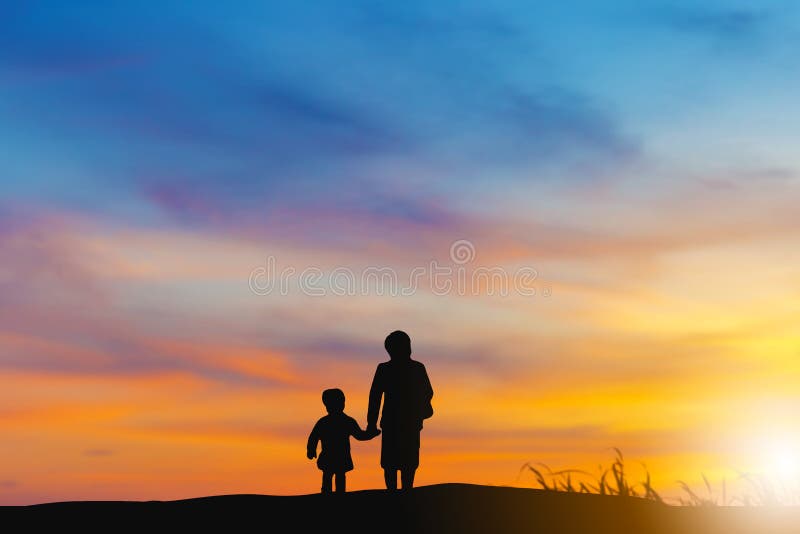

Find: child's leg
383;468;398;491
321;471;333;493
334;472;346;493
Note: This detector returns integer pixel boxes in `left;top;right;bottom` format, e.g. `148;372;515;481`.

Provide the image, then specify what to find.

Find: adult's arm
419;363;433;421
307;420;320;459
422;363;433;406
367;365;384;429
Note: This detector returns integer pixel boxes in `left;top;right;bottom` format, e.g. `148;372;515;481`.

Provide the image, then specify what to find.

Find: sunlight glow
765;443;800;480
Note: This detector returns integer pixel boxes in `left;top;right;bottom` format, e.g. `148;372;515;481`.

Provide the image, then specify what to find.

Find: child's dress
307;412;367;472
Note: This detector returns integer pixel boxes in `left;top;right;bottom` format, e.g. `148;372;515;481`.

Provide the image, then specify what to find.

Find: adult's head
384;330;412;360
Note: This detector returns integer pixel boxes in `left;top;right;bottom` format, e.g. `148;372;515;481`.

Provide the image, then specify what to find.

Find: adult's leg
399;427;420;491
400;468;416;490
335;472;346;493
381;426;399;491
383;469;398;491
321;471;333;493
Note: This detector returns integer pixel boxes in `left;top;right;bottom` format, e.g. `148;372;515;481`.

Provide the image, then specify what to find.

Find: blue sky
3;0;797;234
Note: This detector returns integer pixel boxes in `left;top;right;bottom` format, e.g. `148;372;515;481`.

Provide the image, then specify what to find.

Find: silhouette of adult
367;330;433;491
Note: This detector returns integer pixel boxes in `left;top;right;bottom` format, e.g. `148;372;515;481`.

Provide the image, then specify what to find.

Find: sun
765;444;800;479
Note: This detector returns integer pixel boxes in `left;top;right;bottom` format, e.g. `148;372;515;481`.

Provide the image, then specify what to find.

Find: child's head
384;330;411;360
322;388;345;414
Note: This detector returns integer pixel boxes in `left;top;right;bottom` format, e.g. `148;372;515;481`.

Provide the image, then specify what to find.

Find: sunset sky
2;1;799;505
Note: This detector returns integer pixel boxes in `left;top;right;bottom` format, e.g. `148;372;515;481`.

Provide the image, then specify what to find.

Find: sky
1;1;799;505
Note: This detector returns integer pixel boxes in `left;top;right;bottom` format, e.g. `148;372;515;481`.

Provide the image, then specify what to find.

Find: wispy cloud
657;6;768;40
83;449;114;457
0;1;636;236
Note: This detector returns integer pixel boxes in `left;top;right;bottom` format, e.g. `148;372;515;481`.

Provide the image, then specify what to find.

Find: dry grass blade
521;449;799;506
520;449;663;502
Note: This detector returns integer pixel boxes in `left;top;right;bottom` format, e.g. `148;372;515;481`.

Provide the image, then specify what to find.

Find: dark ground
2;483;798;533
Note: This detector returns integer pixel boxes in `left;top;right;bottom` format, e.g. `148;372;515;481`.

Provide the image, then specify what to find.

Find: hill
2;483;798;533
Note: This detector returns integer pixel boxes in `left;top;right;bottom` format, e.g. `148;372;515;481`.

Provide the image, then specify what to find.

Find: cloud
0;213;309;385
83;449;114;457
653;6;768;45
663;8;765;36
0;208;108;307
0;329;304;388
0;1;635;237
427;424;612;449
462;87;637;170
0;3;140;77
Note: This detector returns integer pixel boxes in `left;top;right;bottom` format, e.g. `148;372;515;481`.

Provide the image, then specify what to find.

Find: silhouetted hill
2;483;798;533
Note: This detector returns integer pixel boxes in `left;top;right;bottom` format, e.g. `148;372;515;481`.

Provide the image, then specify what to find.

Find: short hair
384;330;411;353
322;388;345;411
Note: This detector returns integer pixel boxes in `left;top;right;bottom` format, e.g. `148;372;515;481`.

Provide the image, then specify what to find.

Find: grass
519;448;800;506
520;448;663;503
675;471;800;506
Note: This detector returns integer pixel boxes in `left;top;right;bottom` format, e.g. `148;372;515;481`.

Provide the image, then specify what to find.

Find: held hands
365;425;381;439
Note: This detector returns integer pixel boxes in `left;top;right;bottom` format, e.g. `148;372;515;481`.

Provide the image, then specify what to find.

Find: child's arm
307;421;320;459
350;417;380;441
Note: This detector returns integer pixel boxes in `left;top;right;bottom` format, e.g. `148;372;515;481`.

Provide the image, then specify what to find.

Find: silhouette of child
307;388;380;493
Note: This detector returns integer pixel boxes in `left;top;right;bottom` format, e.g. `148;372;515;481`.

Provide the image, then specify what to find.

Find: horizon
2;1;800;506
